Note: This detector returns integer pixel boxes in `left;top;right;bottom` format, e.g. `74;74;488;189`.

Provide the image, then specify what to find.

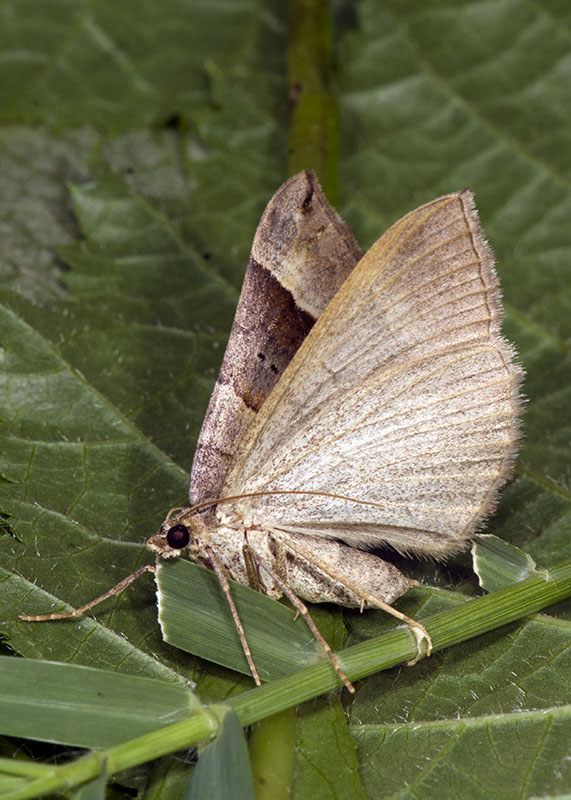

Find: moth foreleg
206;544;262;686
243;543;355;693
19;565;156;621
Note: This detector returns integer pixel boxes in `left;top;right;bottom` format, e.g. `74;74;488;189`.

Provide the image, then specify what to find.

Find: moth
23;172;522;691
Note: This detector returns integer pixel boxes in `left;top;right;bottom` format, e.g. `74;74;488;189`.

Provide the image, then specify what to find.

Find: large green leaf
0;0;569;798
0;0;261;130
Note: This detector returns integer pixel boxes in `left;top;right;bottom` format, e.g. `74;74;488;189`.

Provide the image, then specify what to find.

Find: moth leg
354;588;431;664
269;536;301;620
19;565;156;621
275;535;432;663
243;544;355;693
205;545;262;686
242;535;261;592
270;535;288;582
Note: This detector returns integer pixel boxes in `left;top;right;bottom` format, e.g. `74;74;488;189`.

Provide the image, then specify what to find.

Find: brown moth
23;173;522;691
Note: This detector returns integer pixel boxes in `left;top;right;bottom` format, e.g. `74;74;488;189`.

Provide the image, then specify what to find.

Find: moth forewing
189;170;361;510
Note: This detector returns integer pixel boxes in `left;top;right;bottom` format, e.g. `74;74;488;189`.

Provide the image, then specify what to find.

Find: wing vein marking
367;228;479;303
355;430;516;465
329;373;516;438
239;349;516;488
365;226;473;298
296;321;509;422
458;192;500;340
362;194;461;272
338;413;517;459
301;345;512;438
326;279;496;377
241;376;517;490
283;379;515;472
325;286;497;379
265;437;514;496
365;261;485;322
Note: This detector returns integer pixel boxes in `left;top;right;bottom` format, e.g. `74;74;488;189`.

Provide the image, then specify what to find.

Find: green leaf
0;0;570;798
352;705;571;800
472;534;545;593
156;559;322;681
70;760;107;800
0;657;198;748
0;0;261;130
186;707;254;800
292;697;368;800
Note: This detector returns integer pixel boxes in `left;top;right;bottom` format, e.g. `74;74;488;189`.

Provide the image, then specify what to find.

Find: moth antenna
19;565;155;622
205;545;262;687
165;506;189;522
184;488;393;518
243;543;355;693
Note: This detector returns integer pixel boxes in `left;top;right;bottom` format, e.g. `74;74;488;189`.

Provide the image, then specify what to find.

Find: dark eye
166;524;190;550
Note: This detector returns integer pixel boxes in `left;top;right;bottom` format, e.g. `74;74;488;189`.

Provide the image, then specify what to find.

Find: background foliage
0;1;570;798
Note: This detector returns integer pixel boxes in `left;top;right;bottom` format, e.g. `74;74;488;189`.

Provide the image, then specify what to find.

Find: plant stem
248;709;297;800
287;0;340;202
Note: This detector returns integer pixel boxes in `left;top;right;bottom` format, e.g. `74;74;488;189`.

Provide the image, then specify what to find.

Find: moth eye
166;524;190;549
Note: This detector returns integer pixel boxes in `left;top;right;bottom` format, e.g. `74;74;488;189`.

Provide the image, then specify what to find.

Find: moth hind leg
243;543;355;693
278;534;432;664
358;588;432;663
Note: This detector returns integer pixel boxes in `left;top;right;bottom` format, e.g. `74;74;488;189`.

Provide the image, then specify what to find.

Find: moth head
146;509;206;559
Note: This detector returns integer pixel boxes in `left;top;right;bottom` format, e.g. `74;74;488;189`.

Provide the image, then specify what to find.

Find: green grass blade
186;707;254;800
70;760;107;800
156;559;323;680
472;534;545;593
0;658;199;748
